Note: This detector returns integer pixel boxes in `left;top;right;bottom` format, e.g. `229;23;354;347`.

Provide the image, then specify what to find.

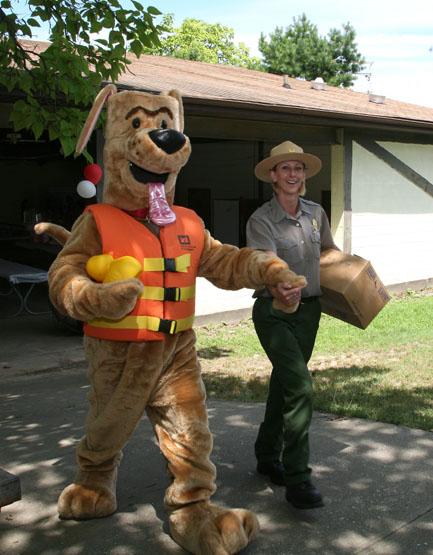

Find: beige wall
351;141;433;285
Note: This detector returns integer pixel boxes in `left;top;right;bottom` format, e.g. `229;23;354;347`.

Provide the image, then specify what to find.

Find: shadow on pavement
1;369;433;554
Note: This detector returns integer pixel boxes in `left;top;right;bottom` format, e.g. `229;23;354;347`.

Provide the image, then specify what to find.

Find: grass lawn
196;290;433;431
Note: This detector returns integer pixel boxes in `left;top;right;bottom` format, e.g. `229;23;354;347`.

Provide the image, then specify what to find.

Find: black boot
285;481;324;509
256;460;285;486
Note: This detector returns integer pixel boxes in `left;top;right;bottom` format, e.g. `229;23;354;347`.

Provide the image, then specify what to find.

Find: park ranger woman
246;140;338;509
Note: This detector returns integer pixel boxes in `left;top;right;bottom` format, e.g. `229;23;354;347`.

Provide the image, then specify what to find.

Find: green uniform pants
252;296;321;485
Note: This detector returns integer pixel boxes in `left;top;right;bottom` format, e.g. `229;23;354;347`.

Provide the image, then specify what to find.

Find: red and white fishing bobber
76;163;103;198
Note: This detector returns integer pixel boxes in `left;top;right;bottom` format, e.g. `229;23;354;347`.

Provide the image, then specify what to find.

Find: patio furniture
0;258;49;317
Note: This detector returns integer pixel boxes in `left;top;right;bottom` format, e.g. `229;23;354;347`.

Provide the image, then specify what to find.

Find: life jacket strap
141;285;195;301
142;253;191;273
88;314;195;334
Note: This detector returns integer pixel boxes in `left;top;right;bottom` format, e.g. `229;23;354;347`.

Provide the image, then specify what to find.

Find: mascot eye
132;118;141;129
160;119;168;129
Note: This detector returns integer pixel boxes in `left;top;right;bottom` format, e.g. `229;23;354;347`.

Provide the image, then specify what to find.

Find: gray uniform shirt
246;195;337;298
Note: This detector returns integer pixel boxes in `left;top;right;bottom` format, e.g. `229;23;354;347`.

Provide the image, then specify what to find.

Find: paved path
1;368;433;554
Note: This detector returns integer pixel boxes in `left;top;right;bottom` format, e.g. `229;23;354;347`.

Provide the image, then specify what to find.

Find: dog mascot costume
43;85;306;555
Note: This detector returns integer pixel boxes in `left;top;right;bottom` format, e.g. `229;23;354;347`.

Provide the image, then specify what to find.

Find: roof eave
114;83;433;135
184;96;433;135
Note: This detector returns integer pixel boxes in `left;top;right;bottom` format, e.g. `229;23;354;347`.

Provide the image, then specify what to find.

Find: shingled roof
16;41;433;131
116;54;433;131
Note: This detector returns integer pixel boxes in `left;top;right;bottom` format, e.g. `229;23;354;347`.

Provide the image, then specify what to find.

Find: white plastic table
0;258;49;317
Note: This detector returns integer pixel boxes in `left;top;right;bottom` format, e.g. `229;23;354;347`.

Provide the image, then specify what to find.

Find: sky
146;0;433;108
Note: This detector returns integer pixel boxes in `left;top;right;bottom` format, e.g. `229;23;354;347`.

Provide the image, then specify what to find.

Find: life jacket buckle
164;258;176;272
164;287;179;301
158;318;177;334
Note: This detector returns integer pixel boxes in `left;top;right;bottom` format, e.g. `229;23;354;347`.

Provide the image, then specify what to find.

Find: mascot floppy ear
75;84;117;155
167;89;185;133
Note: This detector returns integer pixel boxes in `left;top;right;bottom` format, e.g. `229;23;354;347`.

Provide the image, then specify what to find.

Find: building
2;43;433;318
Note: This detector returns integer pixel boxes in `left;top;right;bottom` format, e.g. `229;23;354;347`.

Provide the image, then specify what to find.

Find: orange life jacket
83;203;204;341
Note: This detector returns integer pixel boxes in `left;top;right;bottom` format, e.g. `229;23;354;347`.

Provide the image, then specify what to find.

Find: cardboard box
319;249;390;329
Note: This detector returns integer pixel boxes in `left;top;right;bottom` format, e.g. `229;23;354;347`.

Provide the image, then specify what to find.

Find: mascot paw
170;502;259;555
208;508;259;555
95;278;144;320
270;268;307;289
58;483;117;520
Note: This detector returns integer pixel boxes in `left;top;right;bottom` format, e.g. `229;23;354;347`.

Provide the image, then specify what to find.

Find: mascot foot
58;470;117;520
169;501;259;555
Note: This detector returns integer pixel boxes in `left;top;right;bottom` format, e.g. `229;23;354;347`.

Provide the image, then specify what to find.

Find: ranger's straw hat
254;140;322;182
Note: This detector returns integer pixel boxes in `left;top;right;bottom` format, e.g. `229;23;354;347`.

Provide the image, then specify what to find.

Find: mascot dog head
76;85;191;224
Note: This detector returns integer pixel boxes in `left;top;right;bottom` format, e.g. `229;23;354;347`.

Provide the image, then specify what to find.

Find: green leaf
26;18;40;27
48;126;59;141
60;135;76;157
147;6;161;15
31;119;44;140
130;39;143;58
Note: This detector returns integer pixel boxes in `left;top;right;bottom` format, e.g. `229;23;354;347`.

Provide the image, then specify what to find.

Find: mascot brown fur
40;85;306;554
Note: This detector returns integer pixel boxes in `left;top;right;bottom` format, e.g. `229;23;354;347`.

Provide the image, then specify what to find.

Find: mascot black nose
149;129;186;154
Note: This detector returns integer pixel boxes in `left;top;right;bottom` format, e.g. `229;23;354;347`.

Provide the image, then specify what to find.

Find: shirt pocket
275;235;303;264
309;230;321;259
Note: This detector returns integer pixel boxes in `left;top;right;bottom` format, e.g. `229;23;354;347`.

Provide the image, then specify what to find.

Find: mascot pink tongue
148;182;176;226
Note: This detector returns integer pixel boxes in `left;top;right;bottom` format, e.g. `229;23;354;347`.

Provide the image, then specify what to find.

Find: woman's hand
269;283;302;306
